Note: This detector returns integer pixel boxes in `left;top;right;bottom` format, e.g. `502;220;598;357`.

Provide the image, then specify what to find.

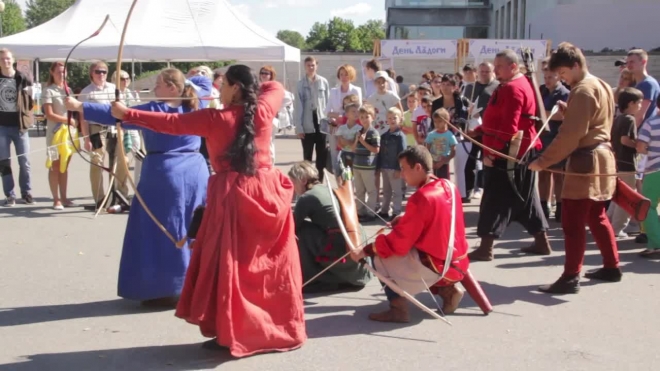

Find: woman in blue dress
68;69;211;306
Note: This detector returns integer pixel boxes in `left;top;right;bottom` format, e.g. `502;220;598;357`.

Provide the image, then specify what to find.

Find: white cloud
264;0;319;9
330;3;372;17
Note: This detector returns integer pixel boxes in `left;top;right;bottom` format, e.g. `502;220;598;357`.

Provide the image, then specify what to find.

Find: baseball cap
614;59;626;67
374;71;389;80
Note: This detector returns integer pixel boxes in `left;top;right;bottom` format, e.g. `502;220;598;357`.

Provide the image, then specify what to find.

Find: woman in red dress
106;65;306;357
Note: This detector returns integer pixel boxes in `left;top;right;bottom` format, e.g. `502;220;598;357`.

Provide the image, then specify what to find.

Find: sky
12;0;386;37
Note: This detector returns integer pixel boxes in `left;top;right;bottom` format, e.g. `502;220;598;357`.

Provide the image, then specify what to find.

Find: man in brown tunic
529;42;622;294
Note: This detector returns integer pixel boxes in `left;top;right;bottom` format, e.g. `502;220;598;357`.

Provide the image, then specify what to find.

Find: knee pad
0;159;12;176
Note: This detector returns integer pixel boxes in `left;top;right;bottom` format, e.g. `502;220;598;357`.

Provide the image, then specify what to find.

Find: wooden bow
64;15;112;173
113;0;178;246
323;169;451;326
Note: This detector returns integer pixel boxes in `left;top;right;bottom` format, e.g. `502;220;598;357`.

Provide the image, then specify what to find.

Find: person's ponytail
181;84;199;111
226;81;258;175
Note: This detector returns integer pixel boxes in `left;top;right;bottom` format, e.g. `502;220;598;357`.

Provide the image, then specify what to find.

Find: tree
276;30;306;50
326;17;360;52
25;0;75;28
355;20;386;51
0;0;27;36
305;22;330;51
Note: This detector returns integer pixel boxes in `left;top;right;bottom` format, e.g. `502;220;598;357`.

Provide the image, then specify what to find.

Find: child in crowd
636;96;660;259
335;102;362;169
608;87;643;238
417;95;434;143
425;108;457;180
377;107;408;219
402;93;419;147
366;71;402;135
352;104;381;222
412;83;432;125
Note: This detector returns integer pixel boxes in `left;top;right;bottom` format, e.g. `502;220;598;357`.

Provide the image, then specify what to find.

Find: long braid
227;80;259;175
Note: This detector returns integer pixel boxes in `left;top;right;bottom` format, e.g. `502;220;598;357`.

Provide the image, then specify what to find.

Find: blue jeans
0;126;31;198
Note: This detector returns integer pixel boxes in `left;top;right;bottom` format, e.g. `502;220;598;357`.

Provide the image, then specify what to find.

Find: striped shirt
637;114;660;171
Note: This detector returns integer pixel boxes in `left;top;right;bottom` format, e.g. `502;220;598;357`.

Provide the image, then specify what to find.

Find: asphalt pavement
0;134;658;371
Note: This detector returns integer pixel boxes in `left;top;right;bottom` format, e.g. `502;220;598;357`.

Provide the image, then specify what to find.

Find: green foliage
305;22;330;51
25;0;75;28
276;30;306;50
354;20;386;52
1;0;27;36
281;18;384;52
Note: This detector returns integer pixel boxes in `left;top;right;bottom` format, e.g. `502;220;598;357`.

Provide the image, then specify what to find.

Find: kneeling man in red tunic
352;145;470;322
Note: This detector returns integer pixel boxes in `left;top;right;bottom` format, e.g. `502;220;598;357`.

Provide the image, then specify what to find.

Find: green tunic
294;184;372;290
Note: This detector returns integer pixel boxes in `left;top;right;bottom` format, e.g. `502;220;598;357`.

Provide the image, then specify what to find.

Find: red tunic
474;76;541;159
366;178;469;285
122;81;306;357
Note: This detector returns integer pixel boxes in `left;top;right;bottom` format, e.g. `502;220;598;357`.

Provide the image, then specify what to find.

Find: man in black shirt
0;48;34;207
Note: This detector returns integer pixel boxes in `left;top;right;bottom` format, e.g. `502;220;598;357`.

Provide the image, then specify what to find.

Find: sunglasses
260;71;271;76
120;77;130;81
94;70;108;75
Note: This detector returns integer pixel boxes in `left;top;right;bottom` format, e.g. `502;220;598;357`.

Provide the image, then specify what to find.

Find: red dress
122;81;306;357
366;178;469;285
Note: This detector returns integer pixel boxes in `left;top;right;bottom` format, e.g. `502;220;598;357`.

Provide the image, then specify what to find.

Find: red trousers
561;199;619;276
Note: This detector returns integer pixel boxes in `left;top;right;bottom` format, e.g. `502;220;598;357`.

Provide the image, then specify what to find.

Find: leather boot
368;297;410;323
521;232;552;255
436;285;464;314
468;236;494;261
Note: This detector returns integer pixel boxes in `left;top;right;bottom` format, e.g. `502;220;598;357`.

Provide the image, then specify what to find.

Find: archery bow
323;169;451;326
112;0;177;246
64;15;111;172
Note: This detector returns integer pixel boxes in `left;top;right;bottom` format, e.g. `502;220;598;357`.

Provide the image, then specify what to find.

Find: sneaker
472;189;483;199
3;197;16;207
616;231;629;239
22;194;35;205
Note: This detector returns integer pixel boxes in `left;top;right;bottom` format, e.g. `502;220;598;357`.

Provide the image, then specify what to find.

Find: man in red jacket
352;145;469;323
467;49;551;261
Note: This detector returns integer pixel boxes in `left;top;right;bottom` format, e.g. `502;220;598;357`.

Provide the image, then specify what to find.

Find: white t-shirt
335;123;363;151
366;91;399;134
80;82;116;133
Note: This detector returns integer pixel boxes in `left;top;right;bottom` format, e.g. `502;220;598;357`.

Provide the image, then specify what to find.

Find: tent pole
282;59;287;90
131;59;135;79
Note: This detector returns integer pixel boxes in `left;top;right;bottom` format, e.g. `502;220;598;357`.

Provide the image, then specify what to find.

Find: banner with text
380;39;457;59
468;39;548;60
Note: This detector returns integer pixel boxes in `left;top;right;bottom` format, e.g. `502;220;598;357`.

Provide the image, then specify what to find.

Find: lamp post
0;1;5;38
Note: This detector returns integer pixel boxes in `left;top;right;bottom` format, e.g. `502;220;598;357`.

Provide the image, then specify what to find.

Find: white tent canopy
0;0;300;62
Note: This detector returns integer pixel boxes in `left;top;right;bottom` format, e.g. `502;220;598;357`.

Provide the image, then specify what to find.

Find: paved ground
1;133;658;371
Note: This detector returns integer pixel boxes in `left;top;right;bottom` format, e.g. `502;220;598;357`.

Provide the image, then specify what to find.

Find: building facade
387;0;660;51
491;0;660;51
385;0;491;40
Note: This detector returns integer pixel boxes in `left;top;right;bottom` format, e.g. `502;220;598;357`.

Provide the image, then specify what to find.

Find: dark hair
398;145;433;173
657;95;660;110
304;56;317;64
396;75;403;83
421;94;434;105
224;65;259;175
385;68;396;79
549;42;587;71
617;87;644;112
441;74;457;86
462;63;475;72
365;59;382;72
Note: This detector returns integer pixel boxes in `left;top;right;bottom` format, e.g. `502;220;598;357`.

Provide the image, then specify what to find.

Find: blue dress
83;100;210;301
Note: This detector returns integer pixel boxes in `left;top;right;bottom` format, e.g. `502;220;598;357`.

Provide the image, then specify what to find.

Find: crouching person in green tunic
288;161;372;293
